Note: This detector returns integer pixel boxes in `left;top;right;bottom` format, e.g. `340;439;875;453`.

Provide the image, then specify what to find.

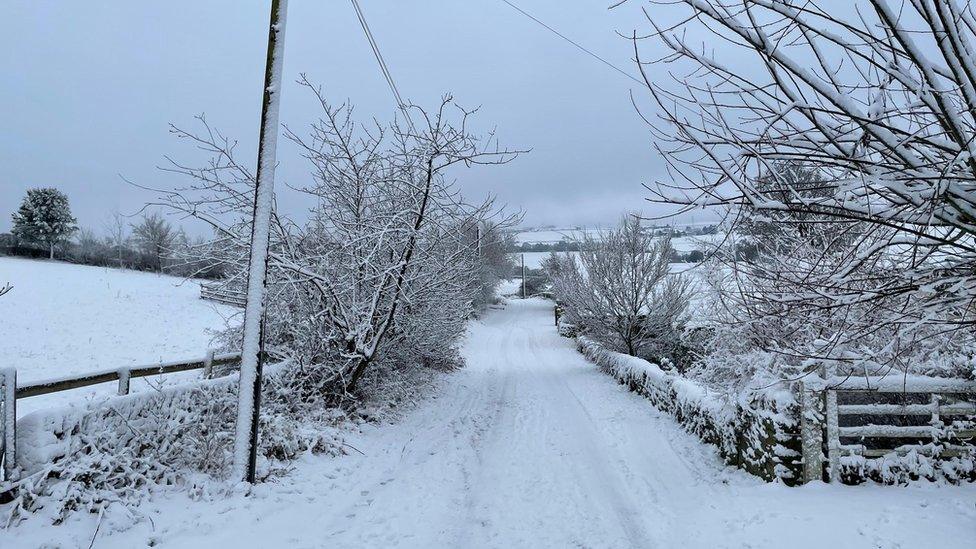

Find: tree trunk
49;242;54;260
346;357;370;394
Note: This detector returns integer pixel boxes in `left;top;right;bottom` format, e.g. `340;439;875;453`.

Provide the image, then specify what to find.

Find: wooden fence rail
799;375;976;483
0;351;241;480
200;283;246;308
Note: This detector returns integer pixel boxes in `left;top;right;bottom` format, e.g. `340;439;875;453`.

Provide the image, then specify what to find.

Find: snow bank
576;336;802;483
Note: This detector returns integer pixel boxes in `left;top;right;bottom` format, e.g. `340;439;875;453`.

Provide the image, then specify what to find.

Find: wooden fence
200;282;246;308
798;375;976;483
0;351;241;480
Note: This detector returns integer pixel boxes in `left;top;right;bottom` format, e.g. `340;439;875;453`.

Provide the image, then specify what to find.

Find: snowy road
9;298;975;548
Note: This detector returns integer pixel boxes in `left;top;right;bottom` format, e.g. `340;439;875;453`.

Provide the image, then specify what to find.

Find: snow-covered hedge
576;336;802;484
1;362;346;526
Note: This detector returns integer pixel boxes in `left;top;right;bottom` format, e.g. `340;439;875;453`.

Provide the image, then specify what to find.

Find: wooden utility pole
521;253;526;298
233;0;289;484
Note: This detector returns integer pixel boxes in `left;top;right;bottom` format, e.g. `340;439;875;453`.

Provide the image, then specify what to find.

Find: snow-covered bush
154;79;522;399
545;217;691;366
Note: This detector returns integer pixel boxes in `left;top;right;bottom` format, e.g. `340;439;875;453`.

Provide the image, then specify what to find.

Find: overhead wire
349;0;416;130
498;0;645;86
350;0;642;129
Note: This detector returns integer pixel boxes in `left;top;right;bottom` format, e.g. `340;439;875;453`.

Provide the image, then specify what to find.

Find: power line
351;0;402;107
349;0;415;128
498;0;644;86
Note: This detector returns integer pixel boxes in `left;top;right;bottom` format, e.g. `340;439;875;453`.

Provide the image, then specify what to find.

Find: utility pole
233;0;289;484
521;253;526;299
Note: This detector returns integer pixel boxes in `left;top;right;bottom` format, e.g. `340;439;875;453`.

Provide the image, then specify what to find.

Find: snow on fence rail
200;282;246;308
0;351;241;481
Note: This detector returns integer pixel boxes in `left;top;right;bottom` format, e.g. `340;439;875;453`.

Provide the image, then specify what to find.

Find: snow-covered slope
5;298;972;548
513;227;605;245
0;257;238;417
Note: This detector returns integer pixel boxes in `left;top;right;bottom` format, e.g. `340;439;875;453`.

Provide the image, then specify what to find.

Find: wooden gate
799;374;976;483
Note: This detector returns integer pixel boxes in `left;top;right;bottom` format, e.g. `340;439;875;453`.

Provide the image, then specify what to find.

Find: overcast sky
2;1;714;234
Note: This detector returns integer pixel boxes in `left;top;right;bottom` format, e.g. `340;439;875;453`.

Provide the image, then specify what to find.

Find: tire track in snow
519;323;661;548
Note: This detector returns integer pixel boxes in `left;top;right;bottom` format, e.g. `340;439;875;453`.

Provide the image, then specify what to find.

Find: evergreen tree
11;187;78;259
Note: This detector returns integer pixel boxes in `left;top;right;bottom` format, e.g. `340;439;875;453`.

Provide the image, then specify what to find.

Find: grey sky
2;1;704;234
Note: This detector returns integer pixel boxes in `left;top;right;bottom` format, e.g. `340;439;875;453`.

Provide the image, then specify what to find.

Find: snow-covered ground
516;250;700;271
496;277;522;296
670;232;725;252
0;256;238;417
512;227;606;245
6;298;973;548
517;250;555;269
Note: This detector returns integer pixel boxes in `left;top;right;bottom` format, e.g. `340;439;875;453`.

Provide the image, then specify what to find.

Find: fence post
117;368;131;396
203;349;215;379
825;388;840;482
798;381;824;483
1;368;17;481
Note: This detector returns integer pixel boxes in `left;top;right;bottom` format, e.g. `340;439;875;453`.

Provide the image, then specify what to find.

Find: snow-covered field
4;298;973;548
513;227;722;251
512;232;723;270
516;250;700;271
518;250;556;269
513;227;606;245
0;256;238;417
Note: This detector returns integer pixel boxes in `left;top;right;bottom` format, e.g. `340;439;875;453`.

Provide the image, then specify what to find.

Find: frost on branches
156;76;521;402
629;0;976;384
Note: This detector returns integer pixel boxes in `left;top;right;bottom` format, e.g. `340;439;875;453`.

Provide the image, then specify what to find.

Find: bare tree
151;78;522;397
131;212;176;272
545;216;690;361
103;210;129;269
73;228;104;265
630;0;976;376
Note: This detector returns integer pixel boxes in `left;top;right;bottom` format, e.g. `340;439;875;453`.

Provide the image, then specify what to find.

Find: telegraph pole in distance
521;253;526;299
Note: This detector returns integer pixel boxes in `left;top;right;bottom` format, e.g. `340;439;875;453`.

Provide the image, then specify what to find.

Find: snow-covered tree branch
629;0;976;377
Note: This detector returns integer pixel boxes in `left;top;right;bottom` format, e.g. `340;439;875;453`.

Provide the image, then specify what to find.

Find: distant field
512;227;608;245
0;256;239;417
513;233;723;270
512;227;724;253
